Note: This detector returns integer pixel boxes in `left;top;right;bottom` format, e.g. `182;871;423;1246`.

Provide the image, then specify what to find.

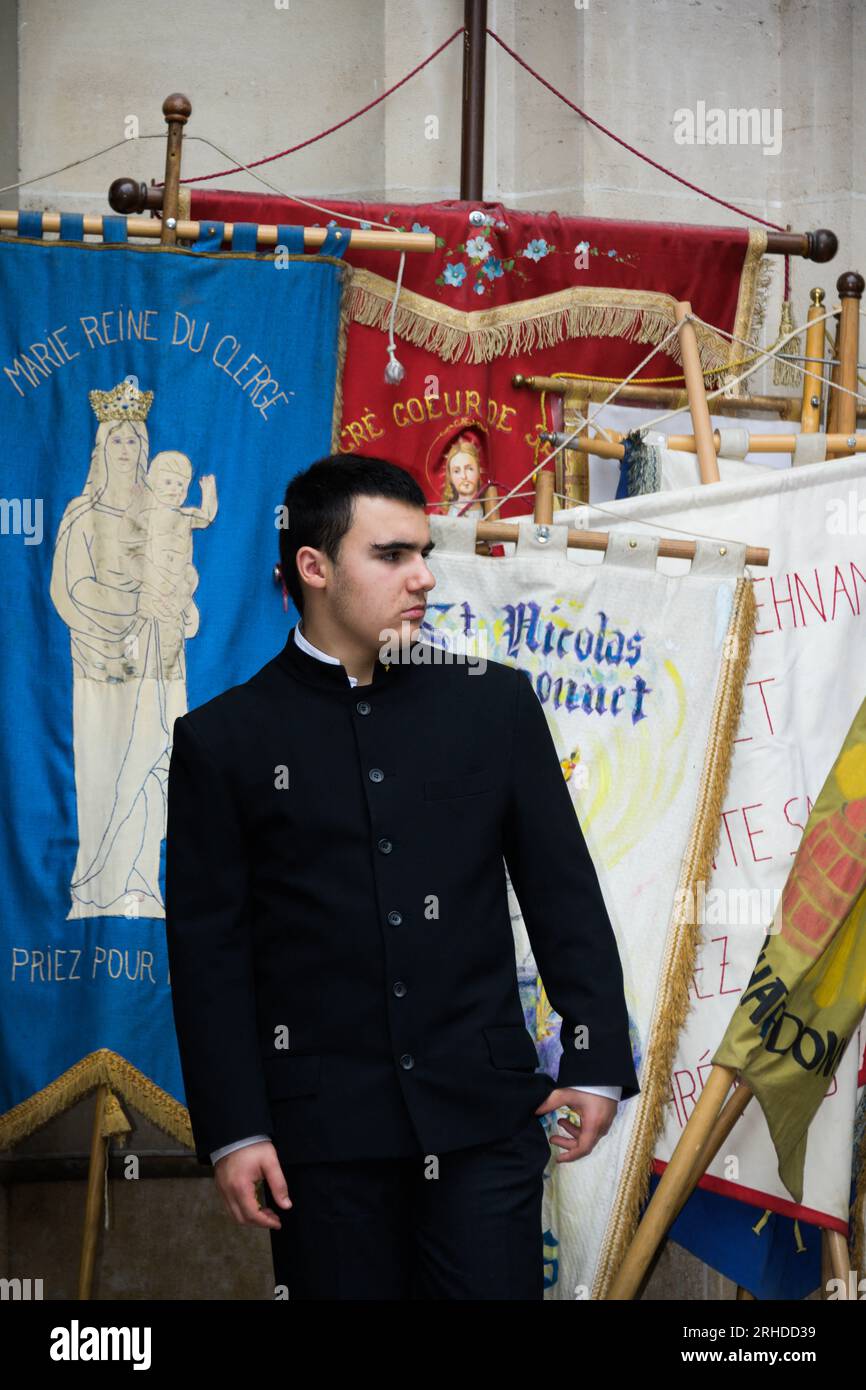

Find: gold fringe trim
0;1049;194;1154
330;259;353;451
345;268;741;376
592;576;758;1298
722;228;772;398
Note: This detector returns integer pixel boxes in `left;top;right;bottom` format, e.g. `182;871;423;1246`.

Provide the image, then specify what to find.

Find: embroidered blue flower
465;235;491;261
481;257;504;280
607;248;617;257
576;240;590;254
474;282;486;294
522;238;551;262
359;220;373;230
411;221;431;234
443;261;467;286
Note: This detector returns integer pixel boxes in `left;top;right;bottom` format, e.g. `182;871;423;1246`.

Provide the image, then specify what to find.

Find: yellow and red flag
713;691;866;1203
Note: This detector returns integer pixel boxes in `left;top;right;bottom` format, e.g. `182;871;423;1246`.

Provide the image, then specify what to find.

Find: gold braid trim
0;1049;194;1153
591;576;758;1299
345;268;741;375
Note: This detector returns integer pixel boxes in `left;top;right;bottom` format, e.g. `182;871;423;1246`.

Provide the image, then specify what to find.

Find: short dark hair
278;453;428;616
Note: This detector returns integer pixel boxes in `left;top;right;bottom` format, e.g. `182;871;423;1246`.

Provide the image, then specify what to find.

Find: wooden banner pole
800;288;827;433
533;466;554;524
0;210;435;254
159;94;191;246
513;375;832;424
607;1064;855;1299
77;1082;109;1300
605;1065;737;1299
827;272;865;458
470;517;768;567
674;301;720;482
558;430;866;460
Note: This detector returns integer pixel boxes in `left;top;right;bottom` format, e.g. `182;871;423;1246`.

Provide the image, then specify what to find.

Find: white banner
529;451;866;1252
427;512;756;1297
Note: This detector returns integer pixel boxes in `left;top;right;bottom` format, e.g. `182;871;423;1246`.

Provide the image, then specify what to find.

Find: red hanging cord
164;26;464;186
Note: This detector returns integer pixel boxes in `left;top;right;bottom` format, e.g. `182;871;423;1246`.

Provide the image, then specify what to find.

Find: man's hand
213;1140;292;1228
534;1088;618;1162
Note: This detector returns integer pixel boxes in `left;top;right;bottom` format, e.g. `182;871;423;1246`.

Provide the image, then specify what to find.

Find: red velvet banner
189;193;771;516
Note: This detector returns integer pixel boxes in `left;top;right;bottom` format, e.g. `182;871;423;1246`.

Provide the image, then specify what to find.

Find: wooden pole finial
160;94;192;246
108;178;156;215
827;271;864;455
806;228;839;264
162;93;192;124
837;270;865;299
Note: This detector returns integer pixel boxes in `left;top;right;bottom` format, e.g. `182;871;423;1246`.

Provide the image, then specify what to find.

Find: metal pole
460;0;487;200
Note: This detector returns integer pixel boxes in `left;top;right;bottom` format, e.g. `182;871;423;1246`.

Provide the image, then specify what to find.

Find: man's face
303;495;437;645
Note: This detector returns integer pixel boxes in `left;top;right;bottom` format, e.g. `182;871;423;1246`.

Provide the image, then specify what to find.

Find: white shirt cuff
210;1134;271;1164
561;1083;622;1102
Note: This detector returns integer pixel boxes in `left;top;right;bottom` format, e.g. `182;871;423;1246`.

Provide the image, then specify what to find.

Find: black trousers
265;1112;551;1300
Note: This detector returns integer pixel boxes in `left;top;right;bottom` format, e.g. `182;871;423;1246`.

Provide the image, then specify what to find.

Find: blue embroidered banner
0;229;347;1148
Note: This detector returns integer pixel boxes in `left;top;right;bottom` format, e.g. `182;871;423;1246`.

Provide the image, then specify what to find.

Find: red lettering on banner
751;567;865;635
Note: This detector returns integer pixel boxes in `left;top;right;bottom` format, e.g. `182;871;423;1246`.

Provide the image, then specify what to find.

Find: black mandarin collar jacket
165;625;639;1166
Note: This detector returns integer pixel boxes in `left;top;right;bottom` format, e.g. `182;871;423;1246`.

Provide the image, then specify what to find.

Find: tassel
751;1207;772;1236
773;255;802;387
102;1087;131;1145
773;298;802;386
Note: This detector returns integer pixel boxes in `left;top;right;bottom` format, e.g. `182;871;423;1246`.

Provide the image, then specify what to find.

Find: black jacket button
356;700;371;715
387;910;402;926
393;981;407;997
399;1053;414;1069
378;837;392;854
369;768;384;783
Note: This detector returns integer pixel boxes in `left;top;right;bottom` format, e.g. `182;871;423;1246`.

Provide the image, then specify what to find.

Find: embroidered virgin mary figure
49;380;217;920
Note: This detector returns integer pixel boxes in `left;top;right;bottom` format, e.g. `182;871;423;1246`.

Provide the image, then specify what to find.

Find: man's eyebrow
370;540;436;555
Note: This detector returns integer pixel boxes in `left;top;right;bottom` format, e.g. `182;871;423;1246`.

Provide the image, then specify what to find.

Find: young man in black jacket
165;454;639;1300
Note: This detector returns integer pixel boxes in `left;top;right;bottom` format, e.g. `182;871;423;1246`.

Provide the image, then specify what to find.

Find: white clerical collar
294;621;358;688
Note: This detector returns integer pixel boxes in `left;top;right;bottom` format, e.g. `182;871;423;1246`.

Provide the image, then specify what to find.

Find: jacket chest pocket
423;767;498;801
262;1052;321;1099
483;1024;539;1071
